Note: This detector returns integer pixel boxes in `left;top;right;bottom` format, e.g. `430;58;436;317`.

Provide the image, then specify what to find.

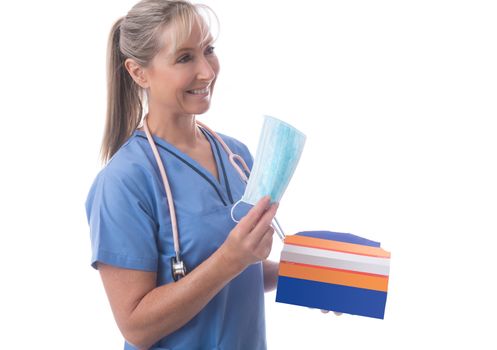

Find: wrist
216;243;246;278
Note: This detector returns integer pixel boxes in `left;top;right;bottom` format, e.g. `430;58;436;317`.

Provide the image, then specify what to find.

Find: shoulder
86;135;157;211
101;134;155;184
215;132;253;160
211;131;254;169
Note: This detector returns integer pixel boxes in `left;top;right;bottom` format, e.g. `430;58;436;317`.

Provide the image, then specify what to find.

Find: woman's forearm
263;260;279;292
119;247;244;349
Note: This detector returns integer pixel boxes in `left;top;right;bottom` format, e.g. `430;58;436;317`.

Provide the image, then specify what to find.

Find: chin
190;102;212;115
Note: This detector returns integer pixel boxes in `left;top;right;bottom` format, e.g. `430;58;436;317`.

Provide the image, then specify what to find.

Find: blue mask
241;115;306;205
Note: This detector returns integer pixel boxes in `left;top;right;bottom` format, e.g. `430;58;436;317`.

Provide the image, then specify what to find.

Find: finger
256;226;274;244
256;226;274;257
320;309;330;314
251;203;279;241
237;196;271;232
264;226;275;240
333;312;343;316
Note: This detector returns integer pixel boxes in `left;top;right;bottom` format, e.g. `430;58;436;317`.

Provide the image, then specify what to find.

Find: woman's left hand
320;309;343;316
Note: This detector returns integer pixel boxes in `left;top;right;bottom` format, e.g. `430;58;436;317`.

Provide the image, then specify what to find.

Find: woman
85;1;279;349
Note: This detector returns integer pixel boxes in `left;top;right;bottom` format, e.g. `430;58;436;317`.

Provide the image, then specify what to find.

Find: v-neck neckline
199;127;234;204
134;129;234;205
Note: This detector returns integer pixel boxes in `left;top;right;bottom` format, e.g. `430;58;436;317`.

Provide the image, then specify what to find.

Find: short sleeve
85;168;158;272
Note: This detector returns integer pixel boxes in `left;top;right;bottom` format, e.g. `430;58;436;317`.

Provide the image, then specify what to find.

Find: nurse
85;0;279;349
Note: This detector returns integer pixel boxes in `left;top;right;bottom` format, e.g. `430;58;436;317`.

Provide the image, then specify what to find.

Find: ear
124;58;150;88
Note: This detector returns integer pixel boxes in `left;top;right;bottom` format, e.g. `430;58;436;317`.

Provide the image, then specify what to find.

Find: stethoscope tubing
143;116;286;279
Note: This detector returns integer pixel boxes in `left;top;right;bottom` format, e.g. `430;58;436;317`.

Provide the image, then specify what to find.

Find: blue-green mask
242;115;306;205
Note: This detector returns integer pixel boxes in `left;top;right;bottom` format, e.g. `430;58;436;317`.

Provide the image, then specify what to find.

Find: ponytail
101;17;143;164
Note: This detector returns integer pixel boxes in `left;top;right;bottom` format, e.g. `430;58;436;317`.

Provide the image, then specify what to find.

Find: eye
177;54;192;63
205;45;215;55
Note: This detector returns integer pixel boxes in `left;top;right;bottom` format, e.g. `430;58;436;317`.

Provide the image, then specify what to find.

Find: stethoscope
143;116;285;281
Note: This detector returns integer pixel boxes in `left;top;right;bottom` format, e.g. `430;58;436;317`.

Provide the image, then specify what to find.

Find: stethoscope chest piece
171;256;187;281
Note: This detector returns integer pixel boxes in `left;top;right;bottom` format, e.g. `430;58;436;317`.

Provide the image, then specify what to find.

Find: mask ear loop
230;198;244;223
272;217;285;241
228;154;250;224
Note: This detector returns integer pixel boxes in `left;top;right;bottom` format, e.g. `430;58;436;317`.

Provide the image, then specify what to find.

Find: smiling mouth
187;87;209;95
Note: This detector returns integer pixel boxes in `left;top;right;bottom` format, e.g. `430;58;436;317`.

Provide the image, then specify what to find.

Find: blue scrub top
85;128;266;350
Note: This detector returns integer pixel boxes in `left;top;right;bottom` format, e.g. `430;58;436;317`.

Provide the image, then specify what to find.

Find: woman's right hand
220;196;279;272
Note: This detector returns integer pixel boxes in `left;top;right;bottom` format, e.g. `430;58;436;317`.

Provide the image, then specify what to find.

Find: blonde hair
102;0;218;163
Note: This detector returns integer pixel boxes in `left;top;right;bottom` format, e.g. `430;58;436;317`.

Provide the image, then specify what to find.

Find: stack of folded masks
276;231;390;319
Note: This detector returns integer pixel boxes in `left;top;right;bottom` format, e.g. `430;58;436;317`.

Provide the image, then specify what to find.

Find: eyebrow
175;47;196;54
174;39;215;55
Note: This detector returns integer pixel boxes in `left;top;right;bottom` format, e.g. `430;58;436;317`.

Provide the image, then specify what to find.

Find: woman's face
145;21;219;117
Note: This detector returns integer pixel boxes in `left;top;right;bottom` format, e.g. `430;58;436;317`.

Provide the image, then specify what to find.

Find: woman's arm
99;250;239;349
99;197;277;350
262;260;279;292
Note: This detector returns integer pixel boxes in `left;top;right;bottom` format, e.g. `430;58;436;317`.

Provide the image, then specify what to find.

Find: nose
196;55;217;82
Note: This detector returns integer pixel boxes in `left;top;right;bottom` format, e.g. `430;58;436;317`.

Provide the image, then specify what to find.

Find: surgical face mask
241;115;306;205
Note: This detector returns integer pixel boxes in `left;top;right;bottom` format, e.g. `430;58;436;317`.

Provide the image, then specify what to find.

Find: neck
144;108;202;149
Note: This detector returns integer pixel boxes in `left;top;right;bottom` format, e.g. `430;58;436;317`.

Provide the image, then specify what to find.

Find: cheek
156;78;182;98
209;60;220;91
148;66;185;94
212;58;220;76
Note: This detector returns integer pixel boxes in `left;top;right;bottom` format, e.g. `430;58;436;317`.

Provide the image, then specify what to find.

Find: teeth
189;87;209;94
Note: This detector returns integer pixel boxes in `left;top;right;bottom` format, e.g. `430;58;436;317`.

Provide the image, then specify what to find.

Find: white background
1;0;496;349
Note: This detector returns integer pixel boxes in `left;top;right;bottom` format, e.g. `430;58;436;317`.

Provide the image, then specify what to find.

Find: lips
187;87;209;95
